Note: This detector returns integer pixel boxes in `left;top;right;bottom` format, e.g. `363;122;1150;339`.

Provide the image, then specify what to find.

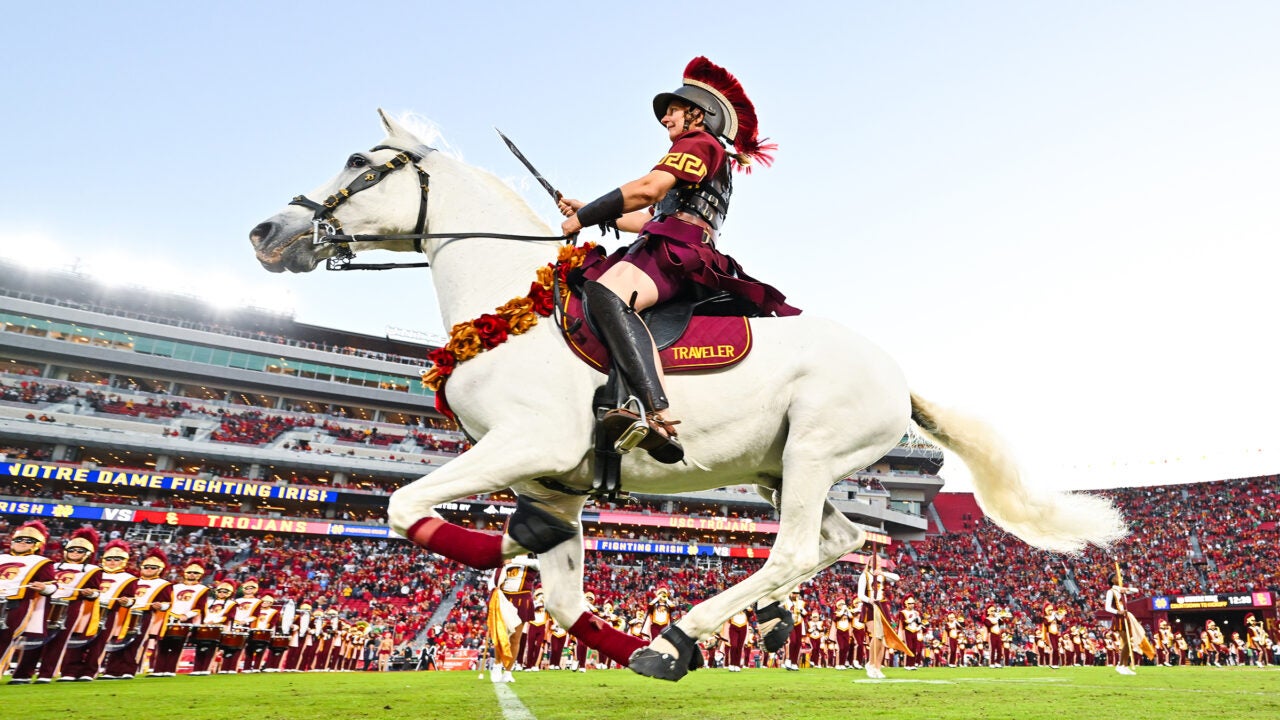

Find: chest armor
654;159;732;230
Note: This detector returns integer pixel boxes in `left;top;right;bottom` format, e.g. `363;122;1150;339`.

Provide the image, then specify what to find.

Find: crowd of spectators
4;441;1280;657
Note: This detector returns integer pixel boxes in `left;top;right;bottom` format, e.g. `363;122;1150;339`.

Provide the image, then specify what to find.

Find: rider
559;56;798;464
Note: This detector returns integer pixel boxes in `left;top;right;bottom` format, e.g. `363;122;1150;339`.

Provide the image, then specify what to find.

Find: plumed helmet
64;526;101;553
13;519;51;545
101;539;132;559
183;559;208;575
140;547;169;568
652;57;776;172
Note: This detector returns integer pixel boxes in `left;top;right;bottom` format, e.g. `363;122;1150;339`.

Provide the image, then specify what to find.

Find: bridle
289;140;566;271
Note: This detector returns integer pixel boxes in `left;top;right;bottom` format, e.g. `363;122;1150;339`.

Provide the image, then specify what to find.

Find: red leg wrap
407;517;504;569
569;612;647;668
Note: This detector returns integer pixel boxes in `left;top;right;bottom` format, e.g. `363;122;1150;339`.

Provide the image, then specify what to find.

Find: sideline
493;682;538;720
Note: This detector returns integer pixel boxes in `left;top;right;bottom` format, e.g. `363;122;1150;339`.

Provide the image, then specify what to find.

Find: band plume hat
14;519;50;544
183;558;208;574
141;547;169;567
65;526;101;552
652;56;776;172
102;539;132;558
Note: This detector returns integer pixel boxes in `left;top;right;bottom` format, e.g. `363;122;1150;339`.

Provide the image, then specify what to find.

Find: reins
290;142;568;271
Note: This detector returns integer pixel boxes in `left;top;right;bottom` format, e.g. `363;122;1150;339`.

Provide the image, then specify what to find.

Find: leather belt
673;211;718;244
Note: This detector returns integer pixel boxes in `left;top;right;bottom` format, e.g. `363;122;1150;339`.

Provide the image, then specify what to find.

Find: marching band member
262;599;294;672
1156;619;1175;667
221;576;264;673
1202;619;1227;667
547;617;569;669
327;607;353;671
1040;602;1067;669
982;605;1007;668
0;521;59;682
522;589;549;671
190;579;234;675
70;540;136;681
245;594;281;672
289;601;318;672
628;611;647;641
722;607;751;672
316;608;338;671
829;599;854;670
944;611;964;667
1174;630;1189;666
643;586;676;643
857;552;903;680
806;610;827;668
850;599;867;670
1060;622;1077;667
11;527;101;683
1229;631;1247;666
150;558;210;677
899;597;923;670
1246;614;1271;667
1104;567;1145;675
102;547;171;679
343;619;362;671
486;554;539;683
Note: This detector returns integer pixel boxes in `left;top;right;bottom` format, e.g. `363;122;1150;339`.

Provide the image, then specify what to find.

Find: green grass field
8;666;1279;720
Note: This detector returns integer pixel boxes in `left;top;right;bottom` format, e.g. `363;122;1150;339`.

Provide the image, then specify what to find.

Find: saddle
550;259;760;501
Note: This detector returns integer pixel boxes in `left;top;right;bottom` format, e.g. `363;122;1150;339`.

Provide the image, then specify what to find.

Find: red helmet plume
102;539;132;557
141;547;169;567
65;526;101;553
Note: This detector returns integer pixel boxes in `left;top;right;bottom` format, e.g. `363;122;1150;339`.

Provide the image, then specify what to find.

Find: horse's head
249;109;435;273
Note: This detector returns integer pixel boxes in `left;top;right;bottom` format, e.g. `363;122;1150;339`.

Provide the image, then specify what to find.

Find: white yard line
493;682;538;720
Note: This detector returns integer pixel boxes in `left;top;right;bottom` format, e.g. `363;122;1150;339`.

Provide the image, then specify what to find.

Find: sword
495;128;563;205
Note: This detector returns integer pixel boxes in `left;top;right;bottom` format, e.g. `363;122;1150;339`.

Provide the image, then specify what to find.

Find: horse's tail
909;392;1128;553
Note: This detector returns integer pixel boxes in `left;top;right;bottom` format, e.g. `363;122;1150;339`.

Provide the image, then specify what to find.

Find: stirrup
607;397;650;453
601;404;683;464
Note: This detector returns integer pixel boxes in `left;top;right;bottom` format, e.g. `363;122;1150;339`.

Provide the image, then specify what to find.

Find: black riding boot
583;280;683;464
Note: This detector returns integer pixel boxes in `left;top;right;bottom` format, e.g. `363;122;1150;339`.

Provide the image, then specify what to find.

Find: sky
3;2;1278;493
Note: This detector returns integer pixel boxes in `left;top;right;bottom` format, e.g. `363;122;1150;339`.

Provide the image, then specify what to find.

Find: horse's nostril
249;222;275;245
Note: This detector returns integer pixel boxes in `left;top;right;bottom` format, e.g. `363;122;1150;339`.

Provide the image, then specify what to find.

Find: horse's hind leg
387;429;587;569
758;500;867;608
631;446;882;681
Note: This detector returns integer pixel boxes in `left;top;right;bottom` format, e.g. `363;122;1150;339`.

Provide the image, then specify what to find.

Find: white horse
249;111;1127;680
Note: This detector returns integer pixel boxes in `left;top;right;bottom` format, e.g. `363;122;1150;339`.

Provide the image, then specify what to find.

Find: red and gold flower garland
421;242;597;417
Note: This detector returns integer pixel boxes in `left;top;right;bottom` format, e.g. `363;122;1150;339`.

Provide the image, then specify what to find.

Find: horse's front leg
532;489;655;669
387;429;588;569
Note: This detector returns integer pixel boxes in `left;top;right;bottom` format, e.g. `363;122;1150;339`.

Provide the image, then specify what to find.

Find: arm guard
575;188;625;228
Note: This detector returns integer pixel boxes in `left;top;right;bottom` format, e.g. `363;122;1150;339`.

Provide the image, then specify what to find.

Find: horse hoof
628;648;688;682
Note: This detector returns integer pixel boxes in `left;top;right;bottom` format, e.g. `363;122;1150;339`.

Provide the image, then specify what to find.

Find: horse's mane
389;111;548;230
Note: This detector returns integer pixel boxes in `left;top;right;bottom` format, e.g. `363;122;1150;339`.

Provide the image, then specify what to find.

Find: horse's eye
346;155;368;169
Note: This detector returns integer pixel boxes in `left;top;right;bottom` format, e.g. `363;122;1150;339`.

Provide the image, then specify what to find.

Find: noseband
289;142;566;271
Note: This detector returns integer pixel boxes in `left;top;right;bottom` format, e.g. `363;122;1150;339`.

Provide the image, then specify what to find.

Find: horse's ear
378;108;410;138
